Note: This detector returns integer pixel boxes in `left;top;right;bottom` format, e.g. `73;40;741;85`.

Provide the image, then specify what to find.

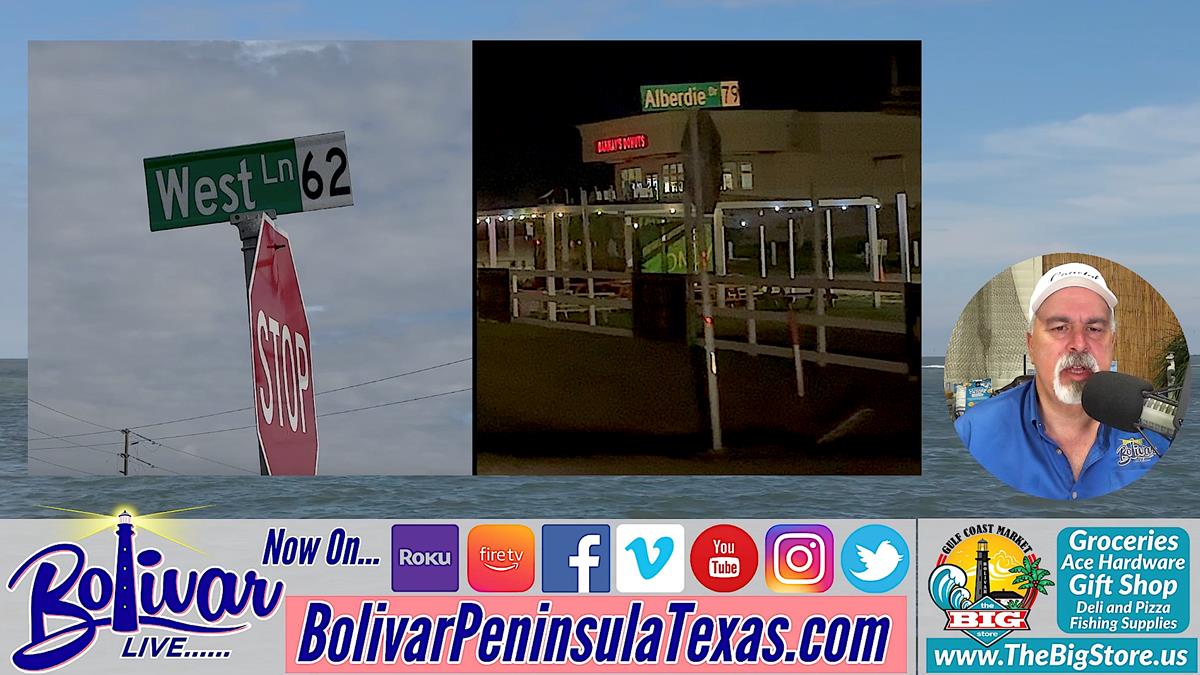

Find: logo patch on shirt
1117;437;1156;466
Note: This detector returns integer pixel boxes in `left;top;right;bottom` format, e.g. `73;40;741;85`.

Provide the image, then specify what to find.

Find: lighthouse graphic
973;538;990;601
112;510;138;633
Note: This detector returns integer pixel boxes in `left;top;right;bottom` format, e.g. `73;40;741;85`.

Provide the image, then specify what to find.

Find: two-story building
578;109;919;207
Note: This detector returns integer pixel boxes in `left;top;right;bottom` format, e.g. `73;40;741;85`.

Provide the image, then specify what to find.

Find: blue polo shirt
955;380;1168;500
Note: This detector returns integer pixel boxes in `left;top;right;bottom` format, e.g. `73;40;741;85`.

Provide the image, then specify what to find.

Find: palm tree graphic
1009;554;1055;609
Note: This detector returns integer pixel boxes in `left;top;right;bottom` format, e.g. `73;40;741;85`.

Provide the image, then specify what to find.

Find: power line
319;387;472;418
122;405;248;433
27;386;472;451
28;455;103;476
95;388;471;470
26;441;124;450
129;431;256;475
315;358;472;397
147;387;473;441
28;432;247;474
28;400;120;432
30;424;180;475
150;424;254;441
125;449;179;475
29;424;124;460
31;357;472;439
120;430;181;476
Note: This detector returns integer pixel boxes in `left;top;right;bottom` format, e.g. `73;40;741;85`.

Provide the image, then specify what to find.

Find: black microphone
1081;371;1180;440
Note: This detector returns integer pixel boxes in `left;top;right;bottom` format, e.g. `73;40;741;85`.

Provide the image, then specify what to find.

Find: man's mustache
1057;352;1099;372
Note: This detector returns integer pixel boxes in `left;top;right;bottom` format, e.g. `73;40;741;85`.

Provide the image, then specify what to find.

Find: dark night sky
474;40;920;209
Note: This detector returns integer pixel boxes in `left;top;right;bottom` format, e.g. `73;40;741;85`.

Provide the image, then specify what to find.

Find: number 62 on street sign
144;131;353;232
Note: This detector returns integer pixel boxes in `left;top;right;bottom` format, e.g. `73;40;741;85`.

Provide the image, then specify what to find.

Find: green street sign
144;131;353;232
640;81;741;112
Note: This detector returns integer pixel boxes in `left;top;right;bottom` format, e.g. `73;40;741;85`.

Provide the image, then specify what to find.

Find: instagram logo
765;524;834;593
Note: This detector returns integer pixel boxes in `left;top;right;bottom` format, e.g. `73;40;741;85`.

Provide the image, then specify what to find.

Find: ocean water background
0;360;25;480
2;357;1196;518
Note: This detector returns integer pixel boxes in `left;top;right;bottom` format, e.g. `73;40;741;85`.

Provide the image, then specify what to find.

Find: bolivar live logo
928;523;1053;647
6;511;284;671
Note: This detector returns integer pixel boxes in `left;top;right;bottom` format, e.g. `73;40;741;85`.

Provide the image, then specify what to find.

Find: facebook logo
542;524;610;593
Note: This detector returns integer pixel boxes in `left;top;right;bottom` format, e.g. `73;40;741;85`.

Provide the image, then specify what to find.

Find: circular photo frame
944;253;1187;500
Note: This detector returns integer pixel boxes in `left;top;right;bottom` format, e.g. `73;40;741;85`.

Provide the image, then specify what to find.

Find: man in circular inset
955;262;1169;500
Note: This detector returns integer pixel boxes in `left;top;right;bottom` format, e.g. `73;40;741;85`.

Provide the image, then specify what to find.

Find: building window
739;161;754;190
721;162;735;192
646;173;659;200
663;163;685;194
620;167;643;200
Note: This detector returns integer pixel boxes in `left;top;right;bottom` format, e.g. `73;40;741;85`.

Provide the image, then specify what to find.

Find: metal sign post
232;210;272;475
689;109;723;452
867;203;882;308
897;192;911;282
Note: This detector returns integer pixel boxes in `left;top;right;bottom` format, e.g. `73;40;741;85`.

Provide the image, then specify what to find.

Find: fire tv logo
467;524;534;592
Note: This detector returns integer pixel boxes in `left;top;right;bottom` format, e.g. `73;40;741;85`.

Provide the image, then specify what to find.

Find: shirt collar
1022;378;1113;451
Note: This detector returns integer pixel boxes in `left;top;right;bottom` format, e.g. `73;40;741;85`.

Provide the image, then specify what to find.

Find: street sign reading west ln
641;81;740;112
144;131;353;232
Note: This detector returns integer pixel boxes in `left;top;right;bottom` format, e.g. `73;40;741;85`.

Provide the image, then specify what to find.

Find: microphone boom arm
1135;426;1163;458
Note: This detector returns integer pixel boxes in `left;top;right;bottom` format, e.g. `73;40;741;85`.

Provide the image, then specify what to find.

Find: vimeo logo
616;524;684;592
542;525;610;593
629;538;671;578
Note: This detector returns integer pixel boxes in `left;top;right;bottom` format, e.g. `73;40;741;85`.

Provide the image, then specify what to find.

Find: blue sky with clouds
5;1;1200;361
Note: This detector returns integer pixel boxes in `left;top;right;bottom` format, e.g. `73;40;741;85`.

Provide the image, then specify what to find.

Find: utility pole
120;428;130;476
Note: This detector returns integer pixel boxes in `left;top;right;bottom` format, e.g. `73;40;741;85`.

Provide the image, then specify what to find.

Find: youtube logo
689;524;757;592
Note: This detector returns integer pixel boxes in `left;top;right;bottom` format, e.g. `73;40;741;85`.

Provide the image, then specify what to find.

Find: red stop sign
249;214;318;475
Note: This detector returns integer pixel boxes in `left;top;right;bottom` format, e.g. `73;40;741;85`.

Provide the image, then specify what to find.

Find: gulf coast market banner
920;519;1197;674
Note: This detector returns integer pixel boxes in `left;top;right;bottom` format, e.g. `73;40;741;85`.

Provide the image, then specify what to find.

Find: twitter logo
840;524;909;593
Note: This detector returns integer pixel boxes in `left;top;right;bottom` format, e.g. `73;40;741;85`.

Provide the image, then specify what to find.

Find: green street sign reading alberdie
640;81;741;112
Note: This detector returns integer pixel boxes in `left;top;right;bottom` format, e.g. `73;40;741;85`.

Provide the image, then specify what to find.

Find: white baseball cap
1028;262;1118;322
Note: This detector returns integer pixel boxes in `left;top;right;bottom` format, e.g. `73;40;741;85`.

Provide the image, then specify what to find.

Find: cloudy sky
27;42;471;475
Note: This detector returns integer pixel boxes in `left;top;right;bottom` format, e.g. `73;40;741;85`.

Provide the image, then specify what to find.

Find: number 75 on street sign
144;131;353;232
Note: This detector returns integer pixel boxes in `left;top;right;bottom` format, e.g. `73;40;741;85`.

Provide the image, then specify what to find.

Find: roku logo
395;549;452;566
